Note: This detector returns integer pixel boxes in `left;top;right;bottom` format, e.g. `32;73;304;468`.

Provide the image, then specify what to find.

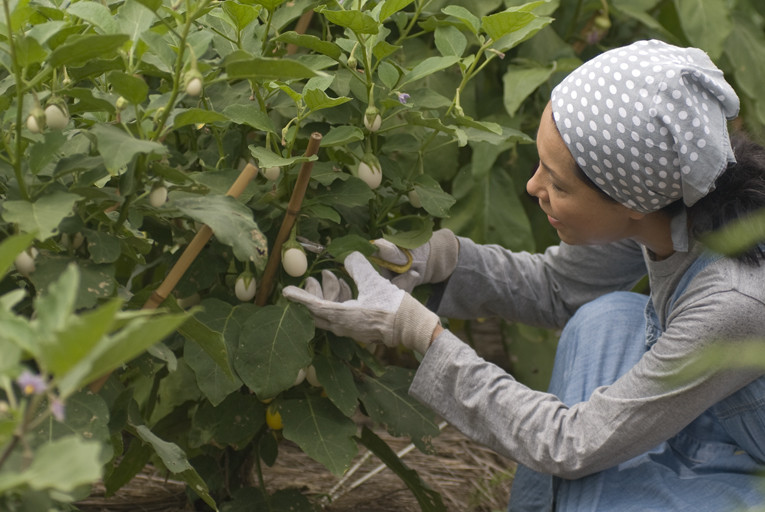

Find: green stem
394;0;433;45
4;0;29;200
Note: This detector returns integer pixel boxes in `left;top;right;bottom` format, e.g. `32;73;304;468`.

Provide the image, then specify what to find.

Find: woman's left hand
282;252;441;354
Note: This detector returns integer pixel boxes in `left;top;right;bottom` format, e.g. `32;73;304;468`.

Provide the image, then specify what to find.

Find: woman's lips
547;214;562;228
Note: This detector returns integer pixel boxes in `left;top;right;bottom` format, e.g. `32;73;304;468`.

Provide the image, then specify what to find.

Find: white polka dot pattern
551;40;739;213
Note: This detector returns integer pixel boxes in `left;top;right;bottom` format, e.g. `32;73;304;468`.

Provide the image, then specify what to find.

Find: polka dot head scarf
551;39;739;215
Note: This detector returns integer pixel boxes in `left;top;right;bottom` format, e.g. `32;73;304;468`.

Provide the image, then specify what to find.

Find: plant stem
3;0;29;200
394;0;433;45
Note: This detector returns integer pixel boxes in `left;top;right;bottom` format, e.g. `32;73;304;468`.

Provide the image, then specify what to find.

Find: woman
283;40;765;510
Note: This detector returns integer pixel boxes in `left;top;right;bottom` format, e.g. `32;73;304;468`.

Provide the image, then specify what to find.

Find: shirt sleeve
411;285;765;479
434;238;647;329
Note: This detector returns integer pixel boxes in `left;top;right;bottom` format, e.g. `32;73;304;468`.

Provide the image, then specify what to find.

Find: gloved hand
371;228;460;293
282;252;441;355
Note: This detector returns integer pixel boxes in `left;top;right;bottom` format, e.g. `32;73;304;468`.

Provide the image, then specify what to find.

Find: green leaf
304;88;352;112
223;103;276;133
116;0;155;43
673;0;731;59
106;71;148;104
34;391;112;456
443;165;535;250
28;256;116;310
249;145;319;169
502;64;555;117
234;304;315;400
315;177;375;208
434;25;467;57
490;15;552;53
92;124;167;174
67;2;120;33
2;192;79;240
442;5;481;34
251;0;285;11
226;57;320;81
316;8;379;34
380;0;414;21
134;425;217;509
0;436;102;494
326;234;376;261
400;56;460;87
59;310;189;395
172;194;268;267
357;367;441;453
700;208;765;256
222;0;261;31
412;175;456;218
173;108;229;129
321;125;364;147
357;426;446;512
0;232;37;280
275;32;343;59
191;392;264;449
48;34;129;67
83;228;122;264
382;216;433;250
312;352;359;416
724;11;765;103
280;394;357;476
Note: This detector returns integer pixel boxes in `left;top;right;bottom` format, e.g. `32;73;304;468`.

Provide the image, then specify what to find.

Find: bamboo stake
287;10;315;55
142;162;259;309
89;163;259;393
255;132;322;306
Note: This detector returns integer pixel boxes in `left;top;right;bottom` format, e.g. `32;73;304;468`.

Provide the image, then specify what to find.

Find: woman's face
527;103;644;246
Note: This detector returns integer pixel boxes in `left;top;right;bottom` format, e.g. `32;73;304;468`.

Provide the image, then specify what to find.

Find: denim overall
509;253;765;511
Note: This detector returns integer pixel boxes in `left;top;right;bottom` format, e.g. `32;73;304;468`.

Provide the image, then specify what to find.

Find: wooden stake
142;162;259;309
89;163;259;392
255;132;322;306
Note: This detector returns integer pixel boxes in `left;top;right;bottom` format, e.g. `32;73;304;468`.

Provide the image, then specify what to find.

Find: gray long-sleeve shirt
409;237;765;479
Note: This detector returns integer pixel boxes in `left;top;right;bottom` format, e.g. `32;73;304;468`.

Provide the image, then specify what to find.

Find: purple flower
397;92;410;105
17;371;46;395
50;398;66;422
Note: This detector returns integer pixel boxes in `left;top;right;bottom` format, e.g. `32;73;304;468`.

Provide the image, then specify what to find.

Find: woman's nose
526;165;546;201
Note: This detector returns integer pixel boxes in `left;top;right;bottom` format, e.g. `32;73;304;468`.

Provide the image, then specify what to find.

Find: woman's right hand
371;228;460;293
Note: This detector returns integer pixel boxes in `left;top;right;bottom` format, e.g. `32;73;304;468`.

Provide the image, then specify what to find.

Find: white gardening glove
282;252;441;354
371;228;460;293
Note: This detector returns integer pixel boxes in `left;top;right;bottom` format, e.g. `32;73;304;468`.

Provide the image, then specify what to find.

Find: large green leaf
503;64;555;117
226;57;320;81
442;5;481;34
280;394;358;476
316;8;379;34
2;192;79;240
673;0;731;59
29;255;116;310
412;174;456;218
434;25;467;57
443;166;534;250
173;108;230;129
320;125;364;147
234;303;314;400
48;34;129;67
181;299;255;405
191;392;264;449
92;124;167;174
134;425;216;509
275;32;343;59
315;177;375;209
248;145;318;168
357;367;441;453
67;2;120;34
172;194;268;267
380;0;415;21
304;88;352;112
0;436;102;494
724;11;765;104
400;56;460;87
312;352;358;417
222;0;262;32
223;103;277;133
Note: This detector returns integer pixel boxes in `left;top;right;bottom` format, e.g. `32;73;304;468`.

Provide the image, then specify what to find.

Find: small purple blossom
17;371;46;395
397;92;410;105
50;398;66;422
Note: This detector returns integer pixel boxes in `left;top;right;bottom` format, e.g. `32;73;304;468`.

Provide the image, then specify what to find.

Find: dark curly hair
687;133;765;265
